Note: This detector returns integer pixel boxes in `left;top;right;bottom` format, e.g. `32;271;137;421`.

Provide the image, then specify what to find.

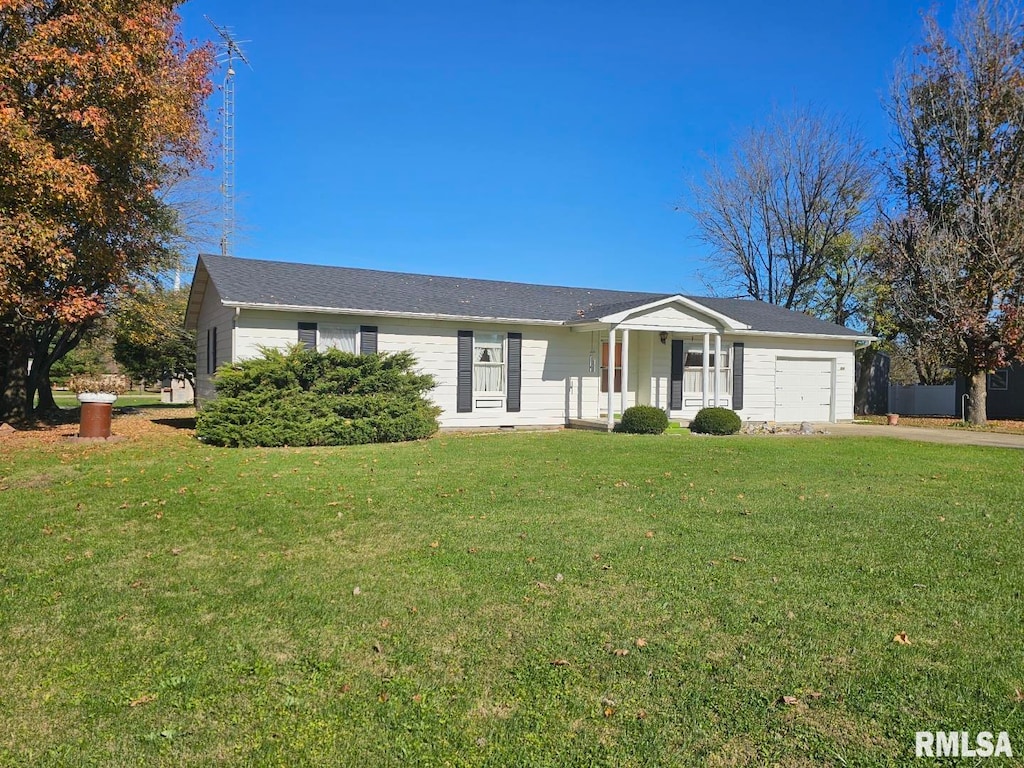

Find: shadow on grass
151;416;197;430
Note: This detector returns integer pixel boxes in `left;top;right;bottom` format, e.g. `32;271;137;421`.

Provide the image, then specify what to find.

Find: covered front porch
569;295;749;431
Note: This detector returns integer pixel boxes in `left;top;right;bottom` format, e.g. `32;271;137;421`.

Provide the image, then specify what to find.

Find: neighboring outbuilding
184;255;873;429
955;363;1024;420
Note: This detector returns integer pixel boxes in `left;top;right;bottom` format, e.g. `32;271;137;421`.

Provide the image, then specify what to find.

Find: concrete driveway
825;422;1024;450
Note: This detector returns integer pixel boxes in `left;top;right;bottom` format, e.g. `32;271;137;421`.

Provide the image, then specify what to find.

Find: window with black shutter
670;339;683;410
298;322;317;350
360;326;378;355
506;333;522;412
732;342;744;410
207;327;217;374
457;331;473;412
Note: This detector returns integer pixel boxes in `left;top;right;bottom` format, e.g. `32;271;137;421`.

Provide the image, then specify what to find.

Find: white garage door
775;358;833;422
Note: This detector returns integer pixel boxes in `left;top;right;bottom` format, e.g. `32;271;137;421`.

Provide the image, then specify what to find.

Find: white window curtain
318;325;357;353
683;346;731;395
474;333;504;392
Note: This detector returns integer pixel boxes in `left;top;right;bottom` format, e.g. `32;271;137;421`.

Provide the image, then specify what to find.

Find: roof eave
222;301;567;326
736;329;875;342
183;259;209;331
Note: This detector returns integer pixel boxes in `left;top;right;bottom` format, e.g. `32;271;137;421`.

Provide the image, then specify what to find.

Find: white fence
888;384;956;416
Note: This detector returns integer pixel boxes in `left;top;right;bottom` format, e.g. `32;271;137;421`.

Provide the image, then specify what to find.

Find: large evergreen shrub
689;407;741;435
195;346;441;447
616;405;669;434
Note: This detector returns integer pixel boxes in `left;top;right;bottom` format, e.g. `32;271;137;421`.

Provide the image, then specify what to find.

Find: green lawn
49;391;164;408
1;422;1022;766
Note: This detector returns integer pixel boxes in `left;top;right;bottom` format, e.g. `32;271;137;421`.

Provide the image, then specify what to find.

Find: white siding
194;282;235;404
192;300;859;425
737;337;856;423
235;310;596;428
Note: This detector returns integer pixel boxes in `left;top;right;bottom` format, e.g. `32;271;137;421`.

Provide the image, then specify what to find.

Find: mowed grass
48;391;164;408
1;419;1022;766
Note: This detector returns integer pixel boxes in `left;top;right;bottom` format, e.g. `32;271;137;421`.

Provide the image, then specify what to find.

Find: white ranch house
185;255;872;429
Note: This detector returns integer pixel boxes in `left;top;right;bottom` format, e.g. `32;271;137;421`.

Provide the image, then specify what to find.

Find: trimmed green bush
196;345;441;447
616;405;669;434
689;407;741;435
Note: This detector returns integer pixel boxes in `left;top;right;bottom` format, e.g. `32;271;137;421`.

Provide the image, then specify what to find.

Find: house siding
195;304;860;426
646;335;856;423
195;282;235;404
234;310;596;428
738;337;855;423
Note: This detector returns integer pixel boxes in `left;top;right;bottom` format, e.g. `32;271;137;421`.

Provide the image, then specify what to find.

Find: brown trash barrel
79;401;113;438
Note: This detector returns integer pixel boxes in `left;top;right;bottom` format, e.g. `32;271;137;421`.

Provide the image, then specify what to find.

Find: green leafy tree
0;1;212;421
113;285;195;391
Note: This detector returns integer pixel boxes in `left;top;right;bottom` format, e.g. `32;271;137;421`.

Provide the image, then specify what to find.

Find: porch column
607;327;616;431
702;332;710;408
620;329;629;417
713;333;721;406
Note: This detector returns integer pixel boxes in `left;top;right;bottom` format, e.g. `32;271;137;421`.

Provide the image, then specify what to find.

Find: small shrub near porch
689;406;742;435
616;405;670;434
195;346;440;447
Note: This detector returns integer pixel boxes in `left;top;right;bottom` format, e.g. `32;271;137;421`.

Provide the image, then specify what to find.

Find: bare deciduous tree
881;0;1024;424
690;107;876;312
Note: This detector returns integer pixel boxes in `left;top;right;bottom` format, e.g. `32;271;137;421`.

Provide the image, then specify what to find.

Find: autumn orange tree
0;1;212;421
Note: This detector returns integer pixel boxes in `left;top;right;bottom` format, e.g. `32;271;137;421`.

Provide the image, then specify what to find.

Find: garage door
775;358;833;422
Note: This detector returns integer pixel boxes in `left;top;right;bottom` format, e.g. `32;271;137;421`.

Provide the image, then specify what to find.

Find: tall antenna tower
206;16;251;257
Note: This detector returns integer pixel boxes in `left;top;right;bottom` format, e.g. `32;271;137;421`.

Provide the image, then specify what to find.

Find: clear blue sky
178;0;943;294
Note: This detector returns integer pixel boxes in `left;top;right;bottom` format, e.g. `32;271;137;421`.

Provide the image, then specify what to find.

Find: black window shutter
506;332;522;412
298;322;317;351
360;325;378;355
670;339;684;410
732;342;744;410
207;327;217;374
457;331;473;413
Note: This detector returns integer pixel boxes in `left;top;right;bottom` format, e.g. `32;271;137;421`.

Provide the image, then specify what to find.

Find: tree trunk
854;346;878;415
967;371;987;425
0;347;31;424
34;366;59;414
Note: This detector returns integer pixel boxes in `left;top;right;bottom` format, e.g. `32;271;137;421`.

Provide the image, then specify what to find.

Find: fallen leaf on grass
637;709;648;720
893;631;912;645
1013;688;1023;703
352;586;361;596
635;638;648;648
778;695;799;706
613;648;630;657
729;555;747;563
130;693;157;707
429;541;439;549
550;659;570;667
644;530;654;538
603;706;616;717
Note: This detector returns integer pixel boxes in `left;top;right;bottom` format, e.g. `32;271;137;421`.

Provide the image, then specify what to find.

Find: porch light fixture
659;331;669;344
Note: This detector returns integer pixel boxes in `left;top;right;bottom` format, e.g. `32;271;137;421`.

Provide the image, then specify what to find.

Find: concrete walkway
824;422;1024;450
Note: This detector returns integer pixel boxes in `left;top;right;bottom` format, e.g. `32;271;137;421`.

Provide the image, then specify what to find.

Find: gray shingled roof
192;254;866;338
